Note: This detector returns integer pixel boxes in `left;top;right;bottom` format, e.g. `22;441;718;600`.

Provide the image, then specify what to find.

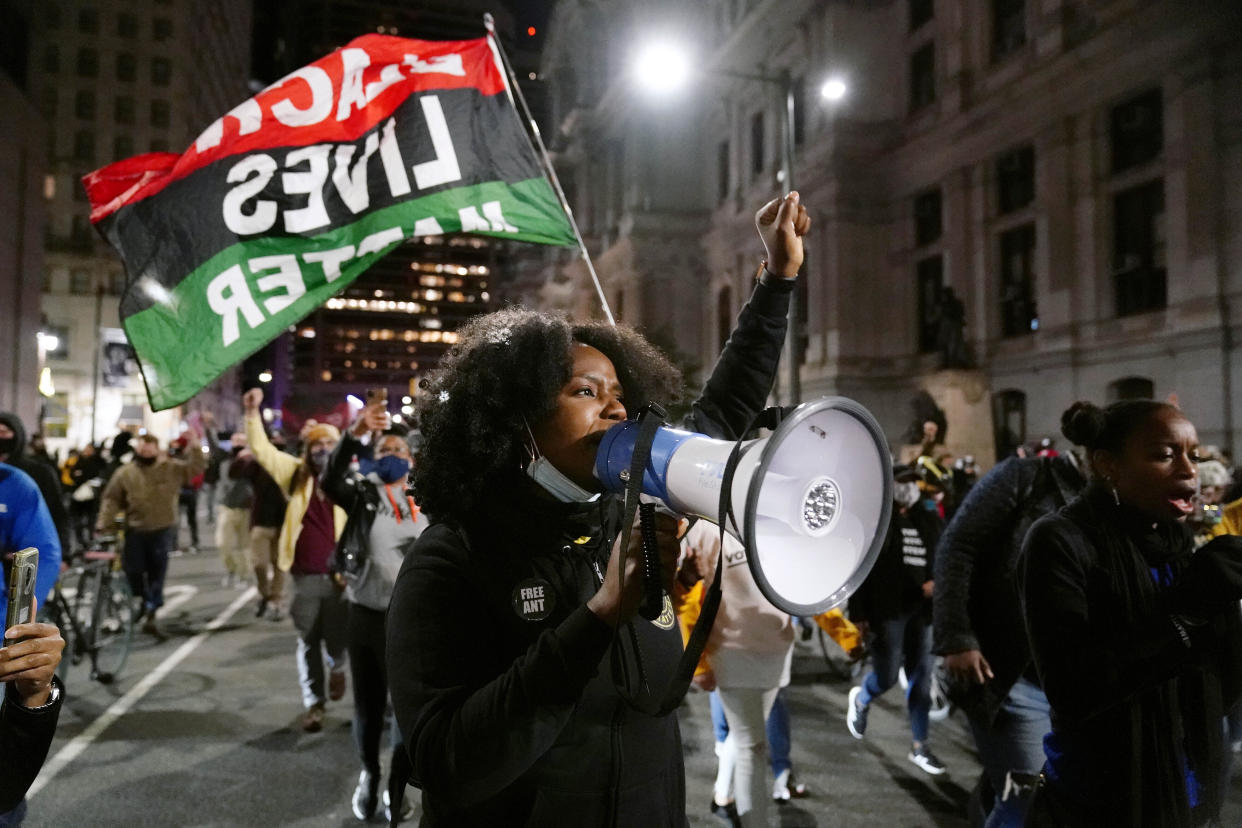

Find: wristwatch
18;679;61;711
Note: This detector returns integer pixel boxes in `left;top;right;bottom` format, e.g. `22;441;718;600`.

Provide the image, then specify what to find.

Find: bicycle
40;535;136;686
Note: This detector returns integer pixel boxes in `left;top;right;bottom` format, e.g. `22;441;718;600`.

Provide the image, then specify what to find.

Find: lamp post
632;43;846;406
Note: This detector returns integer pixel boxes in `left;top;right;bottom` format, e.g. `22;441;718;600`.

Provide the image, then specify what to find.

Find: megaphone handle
637;503;665;621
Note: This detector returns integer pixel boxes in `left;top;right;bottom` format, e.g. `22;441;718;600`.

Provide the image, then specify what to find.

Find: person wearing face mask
243;388;349;733
321;399;427;824
845;463;947;776
1020;401;1242;827
386;193;809;827
96;428;206;636
0;414;71;560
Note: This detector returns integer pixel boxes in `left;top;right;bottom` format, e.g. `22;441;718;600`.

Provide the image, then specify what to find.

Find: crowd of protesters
4;190;1242;828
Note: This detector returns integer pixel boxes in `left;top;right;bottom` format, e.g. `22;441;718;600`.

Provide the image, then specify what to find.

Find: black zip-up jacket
0;678;63;813
387;277;793;827
322;431;379;577
932;454;1084;719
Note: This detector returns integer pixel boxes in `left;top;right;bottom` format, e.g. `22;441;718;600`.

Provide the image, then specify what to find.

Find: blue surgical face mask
526;456;597;503
374;455;410;484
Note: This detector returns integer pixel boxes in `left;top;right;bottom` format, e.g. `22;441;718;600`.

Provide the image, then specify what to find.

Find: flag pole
483;14;615;326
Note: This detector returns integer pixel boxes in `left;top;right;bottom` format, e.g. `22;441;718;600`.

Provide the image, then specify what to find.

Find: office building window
70;269;93;293
116;52;136;81
999;223;1037;337
78;7;98;33
914;188;942;246
1113;180;1166;317
152;17;173;40
76;47;99;78
717;140;730;204
44;3;60;28
1111;88;1162;173
993;0;1026;60
997;145;1035;213
44;44;59;73
114;95;134;124
113;133;134;160
71;215;92;244
73;130;95;163
151;57;171;86
41;87;57;119
916;256;944;353
73;174;87;202
117;12;138;37
108;271;127;295
910;42;936;112
150;137;169;152
74;90;95;120
750;111;765;177
150;99;170;128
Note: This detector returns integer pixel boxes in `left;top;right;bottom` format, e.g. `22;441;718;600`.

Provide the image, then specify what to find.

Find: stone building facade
535;0;1242;462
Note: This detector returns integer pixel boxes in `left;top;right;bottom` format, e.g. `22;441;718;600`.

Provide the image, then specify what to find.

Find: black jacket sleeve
932;457;1030;655
1020;514;1199;726
0;679;63;812
684;276;793;440
320;432;365;512
387;527;614;811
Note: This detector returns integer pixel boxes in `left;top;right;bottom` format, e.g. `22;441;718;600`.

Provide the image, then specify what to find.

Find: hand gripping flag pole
483;14;616;326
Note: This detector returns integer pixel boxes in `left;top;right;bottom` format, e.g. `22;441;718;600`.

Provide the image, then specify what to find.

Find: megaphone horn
595;397;893;615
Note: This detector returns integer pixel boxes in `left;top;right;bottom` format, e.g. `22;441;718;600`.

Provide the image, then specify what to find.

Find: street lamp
632;46;847;405
258;370;273;383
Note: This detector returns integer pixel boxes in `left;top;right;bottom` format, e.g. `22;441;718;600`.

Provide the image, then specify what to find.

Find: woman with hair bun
387;193;811;827
1021;400;1242;826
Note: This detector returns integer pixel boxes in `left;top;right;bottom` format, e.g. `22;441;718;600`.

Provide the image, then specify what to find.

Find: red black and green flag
84;34;576;411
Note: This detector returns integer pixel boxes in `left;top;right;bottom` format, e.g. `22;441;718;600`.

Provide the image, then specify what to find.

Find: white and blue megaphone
594;397;892;615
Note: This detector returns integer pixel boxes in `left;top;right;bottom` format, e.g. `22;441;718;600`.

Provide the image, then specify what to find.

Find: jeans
348;603;414;814
710;688;793;777
965;676;1050;828
716;686;779;828
289;574;349;708
123;527;175;612
858;608;933;744
178;488;199;547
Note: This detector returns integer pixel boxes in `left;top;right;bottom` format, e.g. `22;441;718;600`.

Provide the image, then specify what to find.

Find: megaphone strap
610;405;786;718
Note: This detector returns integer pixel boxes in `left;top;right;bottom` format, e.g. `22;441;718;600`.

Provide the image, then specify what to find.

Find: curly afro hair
411;308;683;526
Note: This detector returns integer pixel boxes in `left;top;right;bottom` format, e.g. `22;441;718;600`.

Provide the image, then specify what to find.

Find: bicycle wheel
90;575;135;682
37;594;78;688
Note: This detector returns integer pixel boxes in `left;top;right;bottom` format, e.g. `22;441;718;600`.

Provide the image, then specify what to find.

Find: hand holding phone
4;548;38;646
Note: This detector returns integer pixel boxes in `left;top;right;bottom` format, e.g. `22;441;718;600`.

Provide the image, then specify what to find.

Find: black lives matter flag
84;34;575;410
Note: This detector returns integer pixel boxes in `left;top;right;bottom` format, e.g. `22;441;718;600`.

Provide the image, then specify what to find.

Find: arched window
992;388;1027;459
1107;376;1154;402
716;285;733;354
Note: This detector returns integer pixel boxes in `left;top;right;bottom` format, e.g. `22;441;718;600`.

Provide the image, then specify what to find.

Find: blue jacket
0;464;62;624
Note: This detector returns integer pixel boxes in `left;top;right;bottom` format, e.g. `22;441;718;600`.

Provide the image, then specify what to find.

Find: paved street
21;541;1242;827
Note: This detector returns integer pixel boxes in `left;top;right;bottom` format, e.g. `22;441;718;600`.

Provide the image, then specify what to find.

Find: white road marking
27;586;258;798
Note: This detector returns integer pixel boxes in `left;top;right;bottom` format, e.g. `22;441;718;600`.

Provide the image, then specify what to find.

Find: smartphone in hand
4;547;38;646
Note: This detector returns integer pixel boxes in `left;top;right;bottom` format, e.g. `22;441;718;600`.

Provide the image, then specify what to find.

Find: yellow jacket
245;412;346;572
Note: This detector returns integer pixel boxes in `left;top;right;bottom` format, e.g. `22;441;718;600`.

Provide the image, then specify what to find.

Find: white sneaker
907;745;947;776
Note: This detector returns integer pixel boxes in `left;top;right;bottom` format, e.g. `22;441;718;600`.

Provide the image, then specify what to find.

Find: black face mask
134;455;157;466
0;437;15;458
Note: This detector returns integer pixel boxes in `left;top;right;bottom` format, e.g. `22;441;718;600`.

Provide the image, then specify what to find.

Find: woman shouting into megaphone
387;193;810;827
